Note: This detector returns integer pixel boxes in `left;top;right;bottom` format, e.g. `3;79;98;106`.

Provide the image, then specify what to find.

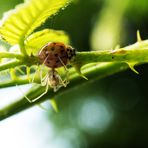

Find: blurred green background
0;0;148;148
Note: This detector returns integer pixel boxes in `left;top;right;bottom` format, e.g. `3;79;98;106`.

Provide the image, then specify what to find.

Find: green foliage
0;0;148;120
0;0;70;46
25;29;70;55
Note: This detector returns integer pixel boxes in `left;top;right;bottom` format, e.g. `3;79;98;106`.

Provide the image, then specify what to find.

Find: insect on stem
18;42;76;103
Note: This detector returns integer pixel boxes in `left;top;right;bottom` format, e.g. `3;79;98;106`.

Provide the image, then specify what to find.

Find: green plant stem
0;40;147;72
74;40;148;65
0;39;148;120
75;48;148;65
0;77;30;88
19;41;28;56
0;40;148;87
0;52;23;59
0;62;129;120
0;55;38;72
0;60;23;71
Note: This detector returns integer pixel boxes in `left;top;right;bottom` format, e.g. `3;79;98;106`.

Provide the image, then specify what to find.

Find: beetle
25;42;76;103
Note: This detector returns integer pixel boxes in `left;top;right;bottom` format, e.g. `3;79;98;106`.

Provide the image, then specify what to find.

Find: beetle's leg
29;83;49;103
58;56;69;84
31;65;40;83
41;72;49;86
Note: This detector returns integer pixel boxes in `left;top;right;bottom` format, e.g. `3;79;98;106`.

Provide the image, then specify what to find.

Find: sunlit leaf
25;29;70;55
0;0;71;45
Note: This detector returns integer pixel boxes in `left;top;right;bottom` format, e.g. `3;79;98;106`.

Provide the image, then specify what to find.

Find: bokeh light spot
77;98;113;134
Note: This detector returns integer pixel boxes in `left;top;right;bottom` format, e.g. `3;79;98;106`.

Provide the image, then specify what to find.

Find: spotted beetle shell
38;42;76;68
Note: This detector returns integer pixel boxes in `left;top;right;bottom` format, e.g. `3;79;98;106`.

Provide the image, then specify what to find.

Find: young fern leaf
25;29;70;55
0;0;71;45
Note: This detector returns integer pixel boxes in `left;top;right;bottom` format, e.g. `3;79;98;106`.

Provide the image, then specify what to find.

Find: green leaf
0;0;70;45
25;29;70;55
